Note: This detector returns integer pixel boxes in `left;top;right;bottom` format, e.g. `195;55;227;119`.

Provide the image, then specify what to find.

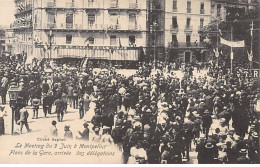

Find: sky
0;0;15;28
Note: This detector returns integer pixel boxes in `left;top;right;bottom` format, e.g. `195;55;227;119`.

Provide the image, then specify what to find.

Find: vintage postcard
0;0;259;164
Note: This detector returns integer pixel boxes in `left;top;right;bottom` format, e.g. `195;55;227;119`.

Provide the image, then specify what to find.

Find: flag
220;37;245;47
247;50;253;61
119;38;122;48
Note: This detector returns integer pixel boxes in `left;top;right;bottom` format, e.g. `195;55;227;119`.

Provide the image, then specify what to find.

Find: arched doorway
184;50;192;63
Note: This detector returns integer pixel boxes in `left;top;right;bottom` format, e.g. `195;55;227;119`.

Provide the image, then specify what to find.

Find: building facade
9;0;259;63
11;0;149;63
165;0;212;63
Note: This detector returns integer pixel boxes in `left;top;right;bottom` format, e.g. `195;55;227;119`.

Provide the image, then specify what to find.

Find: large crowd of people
0;56;259;164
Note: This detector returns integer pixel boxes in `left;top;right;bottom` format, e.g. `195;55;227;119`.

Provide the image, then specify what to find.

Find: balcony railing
110;2;119;8
66;23;73;29
186;42;191;47
108;24;121;30
185;25;193;32
170;25;179;32
129;3;138;9
128;24;138;30
47;2;56;8
200;9;205;14
47;23;56;28
87;24;104;30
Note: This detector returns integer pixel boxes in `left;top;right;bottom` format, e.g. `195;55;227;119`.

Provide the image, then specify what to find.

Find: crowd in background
0;55;259;164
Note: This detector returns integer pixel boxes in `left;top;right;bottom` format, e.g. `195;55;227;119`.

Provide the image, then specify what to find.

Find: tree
200;8;260;68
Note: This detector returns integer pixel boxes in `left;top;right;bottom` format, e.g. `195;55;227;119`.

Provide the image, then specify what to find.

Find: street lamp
152;21;159;70
49;29;53;60
8;83;21;135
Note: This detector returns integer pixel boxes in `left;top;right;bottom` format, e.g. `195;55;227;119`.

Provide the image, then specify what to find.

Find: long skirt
0;117;5;135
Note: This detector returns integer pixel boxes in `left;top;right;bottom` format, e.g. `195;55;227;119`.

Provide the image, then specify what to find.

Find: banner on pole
220;37;245;47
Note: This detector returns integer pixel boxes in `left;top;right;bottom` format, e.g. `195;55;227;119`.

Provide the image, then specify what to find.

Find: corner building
12;0;149;62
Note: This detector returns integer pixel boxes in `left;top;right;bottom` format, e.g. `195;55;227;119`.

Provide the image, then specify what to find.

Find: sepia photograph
0;0;259;164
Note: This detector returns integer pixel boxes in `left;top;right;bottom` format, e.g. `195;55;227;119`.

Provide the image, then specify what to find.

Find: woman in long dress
0;106;7;135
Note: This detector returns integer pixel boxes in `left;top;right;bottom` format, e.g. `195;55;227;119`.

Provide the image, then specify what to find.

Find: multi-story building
165;0;212;63
10;0;259;64
211;0;259;21
5;29;15;55
11;0;149;63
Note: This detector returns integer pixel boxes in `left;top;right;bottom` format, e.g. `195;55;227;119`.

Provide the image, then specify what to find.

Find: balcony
200;9;205;14
186;42;191;47
110;2;119;8
170;25;179;33
128;24;138;30
87;24;104;30
47;2;56;8
66;23;73;29
47;23;56;28
66;2;75;8
168;42;179;47
107;24;121;30
129;3;138;9
184;25;193;32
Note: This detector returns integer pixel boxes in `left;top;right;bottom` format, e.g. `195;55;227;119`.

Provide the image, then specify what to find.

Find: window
172;16;178;28
110;0;118;8
211;5;215;14
66;34;72;44
173;0;177;12
47;13;56;28
129;14;137;29
129;36;135;44
187;1;191;13
88;14;95;27
217;4;221;16
48;13;56;23
200;18;204;28
186;18;191;28
200;35;204;43
200;2;204;14
88;37;94;44
110;13;118;25
186;34;191;43
66;13;73;24
172;34;178;44
66;13;73;28
110;35;116;46
88;0;94;7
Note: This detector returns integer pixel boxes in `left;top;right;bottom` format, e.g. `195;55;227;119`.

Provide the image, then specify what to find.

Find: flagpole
230;26;233;74
250;21;254;70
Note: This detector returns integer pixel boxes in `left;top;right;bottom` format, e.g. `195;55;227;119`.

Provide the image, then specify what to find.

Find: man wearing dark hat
196;136;206;164
202;110;212;139
54;98;65;122
78;122;89;140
